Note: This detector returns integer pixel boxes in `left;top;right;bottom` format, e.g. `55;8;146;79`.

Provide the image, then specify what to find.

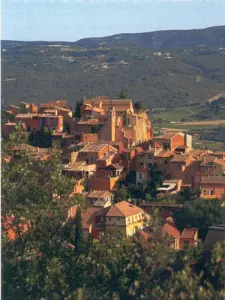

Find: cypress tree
74;207;84;254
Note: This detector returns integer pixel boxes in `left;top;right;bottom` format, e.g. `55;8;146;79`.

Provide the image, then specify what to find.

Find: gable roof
154;132;182;140
171;154;188;163
87;190;112;199
180;228;197;239
82;207;102;229
213;159;225;166
161;223;181;238
106;201;143;218
79;142;108;152
104;163;124;171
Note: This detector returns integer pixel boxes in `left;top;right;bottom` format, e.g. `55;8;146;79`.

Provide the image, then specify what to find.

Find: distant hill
74;26;225;49
1;25;225;109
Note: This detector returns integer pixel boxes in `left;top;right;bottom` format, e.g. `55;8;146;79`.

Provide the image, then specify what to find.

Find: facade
86;190;113;207
161;223;181;250
15;113;63;133
179;228;198;249
91;201;147;238
152;132;189;151
200;176;225;200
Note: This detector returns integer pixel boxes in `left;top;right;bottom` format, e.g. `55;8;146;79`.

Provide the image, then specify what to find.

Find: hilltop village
2;97;225;250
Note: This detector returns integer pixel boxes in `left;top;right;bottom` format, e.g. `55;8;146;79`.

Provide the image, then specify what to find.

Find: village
2;96;225;252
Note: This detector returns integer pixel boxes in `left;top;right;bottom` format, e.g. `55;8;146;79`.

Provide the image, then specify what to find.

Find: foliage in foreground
1;131;225;299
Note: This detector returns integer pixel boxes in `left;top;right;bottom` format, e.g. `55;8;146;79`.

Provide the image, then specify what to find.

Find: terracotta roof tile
107;201;144;217
161;223;181;238
87;190;112;199
154;132;182;140
180;228;197;239
201;176;225;184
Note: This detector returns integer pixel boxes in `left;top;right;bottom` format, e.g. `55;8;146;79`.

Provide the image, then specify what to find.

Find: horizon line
1;24;224;43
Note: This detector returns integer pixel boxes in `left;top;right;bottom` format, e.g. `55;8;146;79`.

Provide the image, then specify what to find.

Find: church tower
107;106;116;141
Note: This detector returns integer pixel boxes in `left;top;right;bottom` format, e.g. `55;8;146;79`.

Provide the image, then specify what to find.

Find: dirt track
175;120;225;126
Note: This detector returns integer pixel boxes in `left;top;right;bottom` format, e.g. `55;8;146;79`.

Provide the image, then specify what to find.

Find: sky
2;0;225;41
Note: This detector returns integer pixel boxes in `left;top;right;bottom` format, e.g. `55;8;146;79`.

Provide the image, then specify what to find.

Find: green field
151;105;203;122
152;105;225;151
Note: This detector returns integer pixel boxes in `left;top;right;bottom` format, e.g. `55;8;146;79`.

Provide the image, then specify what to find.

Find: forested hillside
1;26;225;109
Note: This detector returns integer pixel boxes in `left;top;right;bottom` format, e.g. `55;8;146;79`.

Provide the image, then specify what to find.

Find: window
203;190;207;195
164;161;168;164
184;241;190;246
139;173;142;179
210;189;214;195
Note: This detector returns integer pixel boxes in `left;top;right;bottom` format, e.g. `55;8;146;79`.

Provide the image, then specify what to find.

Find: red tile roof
180;228;197;239
154;132;182;140
161;223;181;238
82;207;102;229
201;176;225;184
107;201;143;217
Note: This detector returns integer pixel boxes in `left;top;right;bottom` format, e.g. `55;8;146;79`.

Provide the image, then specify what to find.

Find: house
92;201;148;238
86;190;113;207
169;154;193;180
62;161;96;180
11;144;49;162
75;117;103;134
179;228;198;250
82;104;105;118
88;163;125;191
77;142;118;164
29;114;63;133
51;132;75;148
7;104;20;115
15;113;63;133
153;132;187;151
76;97;153;148
40;100;68;109
2;122;26;139
81;206;103;240
20;101;38;113
157;179;182;197
200;176;225;200
83;96;134;116
161;223;181;250
203;225;225;252
41;105;73;124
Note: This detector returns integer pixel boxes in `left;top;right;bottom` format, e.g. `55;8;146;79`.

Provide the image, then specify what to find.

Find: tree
74;99;83;118
123;112;129;126
28;126;52;148
2;140;80;299
148;165;162;199
176;187;199;203
117;90;127;99
113;186;130;203
74;207;84;255
134;101;143;112
174;199;225;239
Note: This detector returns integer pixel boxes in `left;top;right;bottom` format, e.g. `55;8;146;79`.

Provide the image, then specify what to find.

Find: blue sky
2;0;225;41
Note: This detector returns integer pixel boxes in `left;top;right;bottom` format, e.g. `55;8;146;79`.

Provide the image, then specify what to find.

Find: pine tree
74;207;84;254
118;90;127;99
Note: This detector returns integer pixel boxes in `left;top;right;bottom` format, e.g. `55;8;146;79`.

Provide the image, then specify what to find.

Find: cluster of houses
3;96;225;251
